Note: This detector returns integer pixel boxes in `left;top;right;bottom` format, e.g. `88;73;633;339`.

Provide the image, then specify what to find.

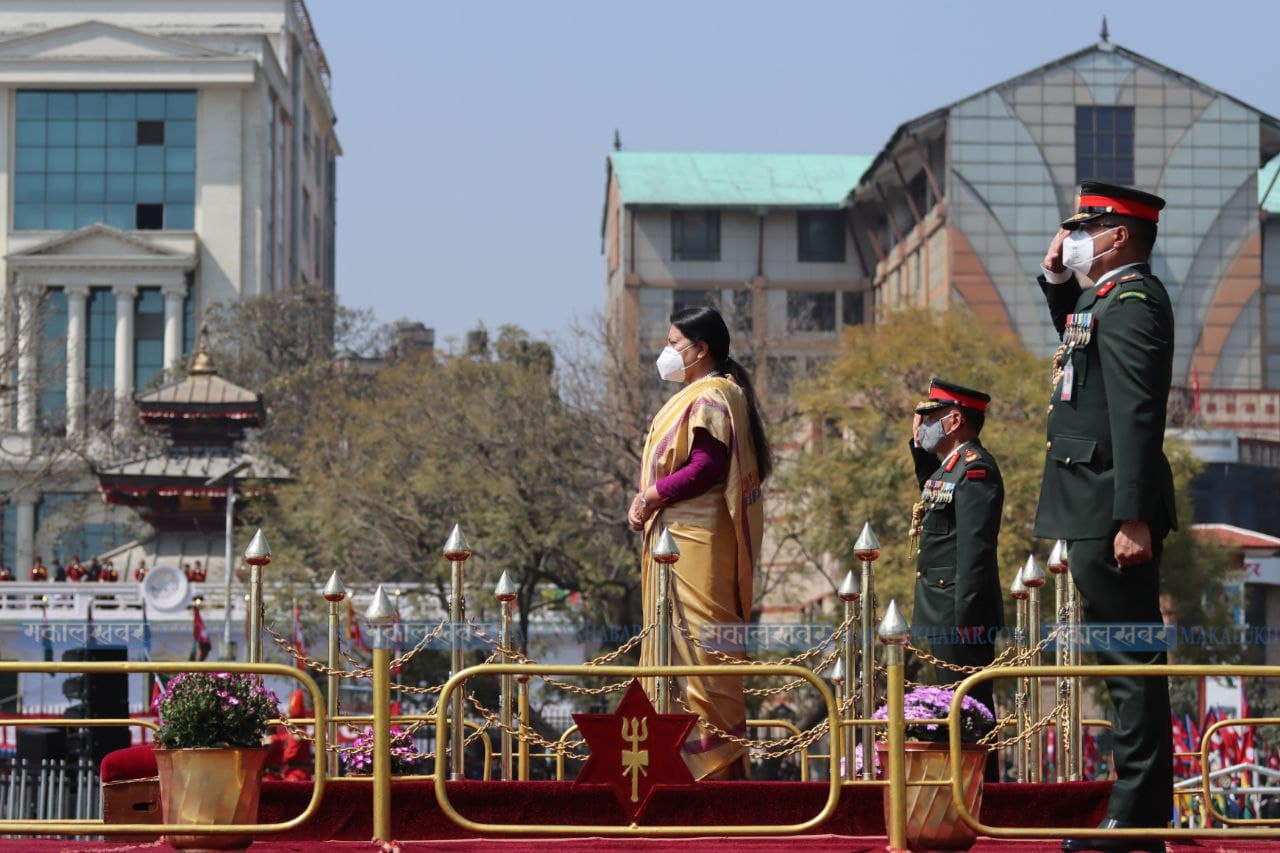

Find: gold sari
638;374;764;779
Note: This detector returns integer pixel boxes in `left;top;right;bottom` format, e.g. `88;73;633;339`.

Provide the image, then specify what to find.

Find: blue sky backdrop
306;0;1280;348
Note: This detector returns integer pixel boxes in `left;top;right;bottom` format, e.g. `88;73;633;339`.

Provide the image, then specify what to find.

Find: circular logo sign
141;565;190;612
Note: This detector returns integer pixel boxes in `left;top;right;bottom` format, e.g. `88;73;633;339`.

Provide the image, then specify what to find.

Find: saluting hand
1043;228;1071;274
1114;520;1153;568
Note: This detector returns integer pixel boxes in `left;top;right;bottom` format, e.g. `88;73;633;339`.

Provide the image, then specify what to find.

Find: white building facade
0;0;338;575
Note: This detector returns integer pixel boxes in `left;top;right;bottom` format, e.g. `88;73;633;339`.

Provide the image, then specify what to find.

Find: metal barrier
948;664;1280;841
435;662;841;836
1196;717;1280;827
0;661;326;838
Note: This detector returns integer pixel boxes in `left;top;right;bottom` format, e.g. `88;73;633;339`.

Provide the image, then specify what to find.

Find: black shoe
1061;818;1165;852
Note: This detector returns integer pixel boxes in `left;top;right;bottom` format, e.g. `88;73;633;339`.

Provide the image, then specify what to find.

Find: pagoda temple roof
96;448;288;485
137;372;261;408
134;330;264;440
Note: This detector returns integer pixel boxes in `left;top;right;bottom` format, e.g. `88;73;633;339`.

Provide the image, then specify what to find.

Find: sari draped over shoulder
639;375;764;780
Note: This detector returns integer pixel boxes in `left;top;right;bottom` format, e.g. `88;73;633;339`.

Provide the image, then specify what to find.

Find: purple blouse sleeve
655;429;729;505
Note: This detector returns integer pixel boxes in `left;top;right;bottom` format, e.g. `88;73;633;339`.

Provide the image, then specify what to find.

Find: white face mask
656;342;702;382
1062;227;1117;278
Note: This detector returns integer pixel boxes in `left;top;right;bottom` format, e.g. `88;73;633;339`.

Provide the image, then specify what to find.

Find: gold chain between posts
978;697;1069;750
744;645;842;697
674;613;856;669
465;692;589;760
466;620;655;696
264;617;451;679
906;623;1065;675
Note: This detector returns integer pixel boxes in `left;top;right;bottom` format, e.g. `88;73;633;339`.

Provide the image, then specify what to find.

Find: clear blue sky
306;0;1279;348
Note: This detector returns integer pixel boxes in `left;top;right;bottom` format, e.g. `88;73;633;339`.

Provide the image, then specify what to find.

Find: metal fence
0;755;100;832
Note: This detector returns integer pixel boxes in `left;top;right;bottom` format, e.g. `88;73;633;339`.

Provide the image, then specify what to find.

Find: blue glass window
134;288;165;390
87;288;115;395
1076;106;1134;184
38;289;68;426
14;89;196;231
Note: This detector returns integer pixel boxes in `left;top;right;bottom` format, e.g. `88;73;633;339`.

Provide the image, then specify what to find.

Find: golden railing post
837;569;860;781
853;522;881;781
364;585;398;844
1021;555;1046;783
443;524;472;781
495;570;518;781
652;527;681;714
880;600;910;852
322;571;348;780
1047;541;1070;782
1067;553;1083;781
1010;568;1029;782
829;656;845;779
243;529;271;664
516;674;531;780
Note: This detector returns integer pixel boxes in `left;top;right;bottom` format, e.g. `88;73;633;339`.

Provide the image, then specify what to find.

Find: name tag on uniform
921;479;955;507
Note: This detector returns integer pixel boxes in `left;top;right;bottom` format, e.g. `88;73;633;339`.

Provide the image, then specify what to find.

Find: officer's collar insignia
944;451;961;472
1095;280;1119;298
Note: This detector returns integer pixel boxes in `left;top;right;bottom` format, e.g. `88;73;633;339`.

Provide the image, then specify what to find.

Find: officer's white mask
1062;227;1118;278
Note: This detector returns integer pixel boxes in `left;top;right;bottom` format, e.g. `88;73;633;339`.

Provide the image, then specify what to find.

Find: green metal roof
610;152;872;208
1261;157;1280;213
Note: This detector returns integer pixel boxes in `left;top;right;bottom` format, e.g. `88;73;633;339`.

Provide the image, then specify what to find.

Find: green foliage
154;673;280;749
774;307;1238;642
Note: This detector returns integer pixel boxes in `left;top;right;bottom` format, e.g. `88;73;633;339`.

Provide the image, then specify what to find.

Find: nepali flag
347;598;369;653
190;607;211;661
1171;713;1191;776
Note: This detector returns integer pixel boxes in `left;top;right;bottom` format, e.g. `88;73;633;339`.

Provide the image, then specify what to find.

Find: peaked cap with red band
914;377;991;415
1061;180;1166;230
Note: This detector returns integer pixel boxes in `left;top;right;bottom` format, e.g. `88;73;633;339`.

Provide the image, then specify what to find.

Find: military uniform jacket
1034;263;1177;540
910;440;1006;638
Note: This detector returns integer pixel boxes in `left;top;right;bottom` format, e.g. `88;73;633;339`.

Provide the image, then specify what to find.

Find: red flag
191;607;211;661
291;600;306;670
1171;713;1190;776
347;598;369;653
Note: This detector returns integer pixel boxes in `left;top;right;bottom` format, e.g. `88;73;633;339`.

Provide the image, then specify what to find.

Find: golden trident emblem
620;716;649;802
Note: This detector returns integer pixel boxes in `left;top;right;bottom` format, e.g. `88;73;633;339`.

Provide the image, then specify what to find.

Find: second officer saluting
908;378;1005;727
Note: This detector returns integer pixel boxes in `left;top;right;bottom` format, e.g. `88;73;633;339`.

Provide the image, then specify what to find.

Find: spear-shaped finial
652;527;681;564
322;570;347;602
1047;541;1069;575
494;570;518;602
364;584;397;622
838;569;861;602
853;522;881;562
1100;15;1110;43
1020;554;1047;589
244;529;271;566
442;524;471;562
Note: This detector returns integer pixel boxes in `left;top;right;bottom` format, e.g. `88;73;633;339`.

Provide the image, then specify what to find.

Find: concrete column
15;280;38;435
162;281;186;373
112;283;137;436
14;492;36;578
64;284;89;438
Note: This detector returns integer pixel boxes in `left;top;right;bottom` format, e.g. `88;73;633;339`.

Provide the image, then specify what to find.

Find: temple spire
613;129;622;151
1100;15;1109;43
187;325;216;375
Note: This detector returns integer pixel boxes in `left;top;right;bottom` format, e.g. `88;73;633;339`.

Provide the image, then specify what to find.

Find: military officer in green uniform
1036;182;1174;852
908;379;1005;725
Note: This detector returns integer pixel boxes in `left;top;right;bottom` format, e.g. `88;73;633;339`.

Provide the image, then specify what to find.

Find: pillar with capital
64;284;89;439
162;281;186;374
112;283;137;436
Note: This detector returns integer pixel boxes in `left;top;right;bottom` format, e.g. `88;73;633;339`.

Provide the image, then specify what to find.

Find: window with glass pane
134;288;165;390
38;289;68;428
671;210;720;261
798;211;847;262
672;288;718;316
14;89;196;230
786;291;837;333
841;291;865;326
86;288;115;394
1076;106;1134;184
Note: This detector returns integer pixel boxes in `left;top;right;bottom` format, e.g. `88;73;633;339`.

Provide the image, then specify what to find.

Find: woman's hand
628;494;647;531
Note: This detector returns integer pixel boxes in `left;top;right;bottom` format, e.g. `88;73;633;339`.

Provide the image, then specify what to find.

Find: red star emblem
573;679;698;822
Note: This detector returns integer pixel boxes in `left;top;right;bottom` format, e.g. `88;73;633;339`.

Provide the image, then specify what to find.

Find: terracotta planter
154;747;269;851
878;741;986;851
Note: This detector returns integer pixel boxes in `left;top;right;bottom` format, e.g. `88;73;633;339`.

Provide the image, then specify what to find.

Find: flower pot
878;741;987;851
154;747;269;851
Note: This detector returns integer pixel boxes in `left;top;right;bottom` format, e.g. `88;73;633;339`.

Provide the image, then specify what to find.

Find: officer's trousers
1068;535;1172;827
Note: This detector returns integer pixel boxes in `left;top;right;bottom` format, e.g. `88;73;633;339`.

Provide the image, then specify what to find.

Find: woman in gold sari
629;305;770;780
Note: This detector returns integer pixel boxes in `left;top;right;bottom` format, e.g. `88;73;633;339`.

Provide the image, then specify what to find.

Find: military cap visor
1061;181;1166;230
914;378;990;415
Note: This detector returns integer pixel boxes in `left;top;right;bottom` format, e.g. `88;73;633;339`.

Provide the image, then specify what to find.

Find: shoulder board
1117;290;1148;302
963;448;979;463
965;468;988;480
1095;281;1118;298
1118;272;1143;283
